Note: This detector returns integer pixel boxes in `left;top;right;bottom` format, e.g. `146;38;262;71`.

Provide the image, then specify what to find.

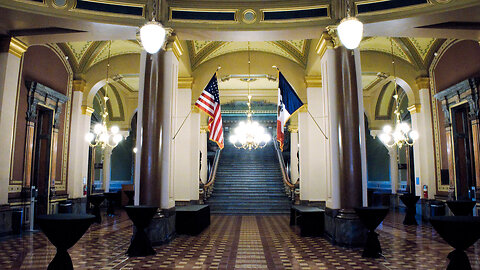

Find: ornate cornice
407;104;421;114
81;105;95;116
305;75;322;88
415;76;430;90
178;77;194;89
9;38;28;58
72;79;86;92
166;35;184;61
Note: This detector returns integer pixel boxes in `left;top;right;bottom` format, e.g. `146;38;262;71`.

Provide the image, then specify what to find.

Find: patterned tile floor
0;210;479;269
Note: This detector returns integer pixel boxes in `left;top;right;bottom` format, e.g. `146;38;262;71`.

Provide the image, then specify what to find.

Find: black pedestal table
124;190;134;206
89;194;104;223
37;214;95;270
104;192;117;216
354;207;389;258
125;205;158;257
400;194;420;225
430;216;480;270
446;200;476;216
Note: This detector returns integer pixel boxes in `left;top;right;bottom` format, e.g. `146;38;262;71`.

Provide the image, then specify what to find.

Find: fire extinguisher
83;184;87;196
423;185;428;199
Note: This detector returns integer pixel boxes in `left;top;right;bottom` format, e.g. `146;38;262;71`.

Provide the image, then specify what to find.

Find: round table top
400;194;420;207
430;216;480;250
446;200;476;216
125;205;158;228
354;207;389;230
37;214;95;250
89;194;105;204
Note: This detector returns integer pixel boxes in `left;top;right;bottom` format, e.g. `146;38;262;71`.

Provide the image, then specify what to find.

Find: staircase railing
273;140;296;201
203;149;222;200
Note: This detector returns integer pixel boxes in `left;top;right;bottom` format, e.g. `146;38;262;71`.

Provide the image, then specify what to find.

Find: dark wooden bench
176;205;210;235
290;205;325;236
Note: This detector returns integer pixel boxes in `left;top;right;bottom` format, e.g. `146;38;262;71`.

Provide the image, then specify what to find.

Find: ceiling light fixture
378;39;419;148
139;0;168;54
337;0;363;50
229;42;271;150
85;41;123;149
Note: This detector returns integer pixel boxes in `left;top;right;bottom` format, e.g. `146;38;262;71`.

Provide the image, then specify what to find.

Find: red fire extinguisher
423;185;428;199
83;184;87;196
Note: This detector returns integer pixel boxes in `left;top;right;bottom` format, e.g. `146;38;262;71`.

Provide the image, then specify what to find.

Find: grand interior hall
0;0;480;269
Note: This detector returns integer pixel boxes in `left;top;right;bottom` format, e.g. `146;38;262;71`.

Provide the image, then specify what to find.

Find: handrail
204;149;222;188
273;140;295;189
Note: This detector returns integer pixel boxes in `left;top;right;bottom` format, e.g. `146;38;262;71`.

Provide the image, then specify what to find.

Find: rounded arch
88;80;126;123
361;50;421;106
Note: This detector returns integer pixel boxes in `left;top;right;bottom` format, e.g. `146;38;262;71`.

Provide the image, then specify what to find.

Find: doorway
31;106;54;217
451;103;476;200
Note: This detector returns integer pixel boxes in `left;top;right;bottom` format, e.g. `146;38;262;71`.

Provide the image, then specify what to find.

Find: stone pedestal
325;208;367;247
145;208;176;246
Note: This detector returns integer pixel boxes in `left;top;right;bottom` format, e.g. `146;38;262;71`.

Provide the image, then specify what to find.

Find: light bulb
85;133;95;143
140;21;167;54
111;126;119;134
94;123;103;134
409;130;419;141
399;122;410;133
229;135;237;144
337;17;363;49
113;134;123;144
133;147;137;153
382;125;392;134
99;133;109;143
379;133;391;144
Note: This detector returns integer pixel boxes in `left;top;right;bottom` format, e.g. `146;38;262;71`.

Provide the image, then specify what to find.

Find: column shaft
290;131;299;183
102;148;112;192
388;147;399;194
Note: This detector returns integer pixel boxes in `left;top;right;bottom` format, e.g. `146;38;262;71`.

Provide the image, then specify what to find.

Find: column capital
288;126;298;133
415;76;430;90
81;105;95;116
305;75;322;88
179;77;194;89
407;104;421;114
9;38;28;58
369;129;381;139
166;34;183;61
315;29;339;58
73;79;87;92
200;126;209;133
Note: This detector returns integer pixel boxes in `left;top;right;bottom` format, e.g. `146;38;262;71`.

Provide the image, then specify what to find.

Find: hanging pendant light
229;42;271;150
139;0;167;54
85;41;123;149
337;0;363;49
378;39;419;148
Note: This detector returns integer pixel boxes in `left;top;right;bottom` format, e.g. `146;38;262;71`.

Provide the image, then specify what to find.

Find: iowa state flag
277;72;304;151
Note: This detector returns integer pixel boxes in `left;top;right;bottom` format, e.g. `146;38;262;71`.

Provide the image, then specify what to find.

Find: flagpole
172;108;193;140
307;110;328;140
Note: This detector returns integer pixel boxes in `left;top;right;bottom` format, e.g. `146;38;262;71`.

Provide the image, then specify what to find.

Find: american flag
195;74;224;149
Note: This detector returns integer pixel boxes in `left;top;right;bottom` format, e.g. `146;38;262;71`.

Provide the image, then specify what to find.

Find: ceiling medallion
242;9;257;24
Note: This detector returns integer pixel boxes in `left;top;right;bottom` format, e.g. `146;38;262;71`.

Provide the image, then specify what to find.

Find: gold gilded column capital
288;126;298;133
305;75;322;88
316;29;339;58
179;77;194;89
200;125;209;133
9;38;28;58
415;77;430;90
166;34;183;61
407;104;421;114
73;79;87;92
81;105;95;116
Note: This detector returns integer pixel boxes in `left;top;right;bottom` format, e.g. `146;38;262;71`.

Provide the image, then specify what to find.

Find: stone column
102;147;112;192
134;51;147;205
139;41;179;210
0;37;26;204
388;147;399;194
289;127;299;184
67;80;89;199
409;77;436;199
320;32;366;247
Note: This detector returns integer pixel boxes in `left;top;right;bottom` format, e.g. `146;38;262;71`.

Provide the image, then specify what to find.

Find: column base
70;198;87;214
145;207;176;246
324;208;367;248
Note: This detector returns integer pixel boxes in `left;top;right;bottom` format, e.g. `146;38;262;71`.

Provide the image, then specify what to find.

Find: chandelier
378;39;419;148
229;42;271;150
85;41;123;149
337;0;363;50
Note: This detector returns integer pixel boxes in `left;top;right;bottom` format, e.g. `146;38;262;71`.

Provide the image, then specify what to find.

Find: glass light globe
99;133;109;143
94;123;103;134
409;130;419;141
399;122;410;133
229;135;237;144
111;126;119;134
262;133;271;143
379;133;391;144
85;132;95;143
113;134;123;144
337;17;364;50
382;125;392;134
140;21;167;54
133;147;137;153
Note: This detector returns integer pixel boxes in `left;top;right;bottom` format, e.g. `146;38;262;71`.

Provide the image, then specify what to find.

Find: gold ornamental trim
166;35;184;61
178;77;194;89
72;80;86;92
305;75;322;88
81;105;95;116
407;104;421;114
415;76;430;90
9;38;28;58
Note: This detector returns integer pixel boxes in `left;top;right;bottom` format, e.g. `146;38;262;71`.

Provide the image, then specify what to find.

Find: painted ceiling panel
121;77;139;92
409;37;435;60
362;75;379;91
66;41;93;63
88;40;141;69
360;37;410;64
